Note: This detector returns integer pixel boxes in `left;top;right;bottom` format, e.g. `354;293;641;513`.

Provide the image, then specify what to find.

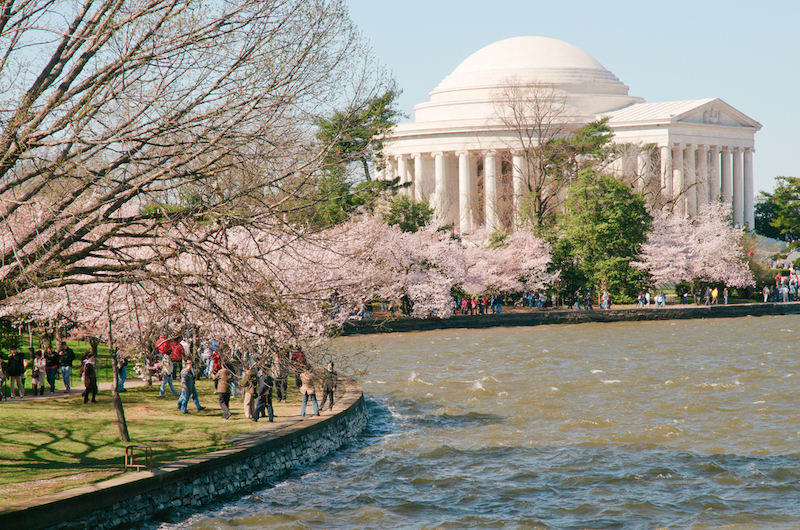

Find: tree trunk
107;296;130;442
111;349;130;442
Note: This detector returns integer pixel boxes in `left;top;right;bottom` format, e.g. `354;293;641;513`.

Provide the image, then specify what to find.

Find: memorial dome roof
413;36;643;122
433;36;628;94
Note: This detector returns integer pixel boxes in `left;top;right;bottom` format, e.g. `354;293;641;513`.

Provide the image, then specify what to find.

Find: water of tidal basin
152;315;800;530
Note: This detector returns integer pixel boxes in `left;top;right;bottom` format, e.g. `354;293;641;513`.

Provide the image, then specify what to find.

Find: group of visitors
452;294;505;315
637;290;668;307
764;272;800;302
1;334;341;424
0;341;88;400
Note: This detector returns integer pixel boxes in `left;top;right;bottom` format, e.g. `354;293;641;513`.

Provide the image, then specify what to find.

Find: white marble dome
414;36;644;123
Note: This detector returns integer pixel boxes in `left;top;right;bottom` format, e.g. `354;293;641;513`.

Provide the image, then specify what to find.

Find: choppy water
148;315;800;529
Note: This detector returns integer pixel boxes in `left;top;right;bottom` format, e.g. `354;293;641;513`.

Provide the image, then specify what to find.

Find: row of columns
659;143;754;227
395;151;506;234
390;144;755;235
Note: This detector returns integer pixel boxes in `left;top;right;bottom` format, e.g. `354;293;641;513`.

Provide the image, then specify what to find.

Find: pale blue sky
346;0;798;194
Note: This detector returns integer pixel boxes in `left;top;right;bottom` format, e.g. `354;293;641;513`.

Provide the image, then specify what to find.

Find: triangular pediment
674;99;761;130
604;98;761;131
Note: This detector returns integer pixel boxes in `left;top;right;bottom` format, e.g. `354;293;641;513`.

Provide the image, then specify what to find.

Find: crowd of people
0;341;99;403
0;336;340;422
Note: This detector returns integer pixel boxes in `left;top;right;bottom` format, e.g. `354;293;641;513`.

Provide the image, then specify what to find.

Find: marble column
413;153;424;202
732;147;743;226
512;152;525;226
660;145;672;197
685;144;697;216
696;144;708;210
744;148;754;229
433;152;446;218
397;155;410;197
672;143;684;204
484;151;499;231
709;146;720;202
457;151;472;235
720;147;732;205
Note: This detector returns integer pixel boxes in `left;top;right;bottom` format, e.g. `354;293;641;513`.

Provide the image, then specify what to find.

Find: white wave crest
591;370;604;374
602;379;621;384
408;372;432;385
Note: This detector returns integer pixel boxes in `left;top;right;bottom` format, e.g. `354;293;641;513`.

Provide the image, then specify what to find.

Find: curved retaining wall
341;302;800;335
0;380;367;530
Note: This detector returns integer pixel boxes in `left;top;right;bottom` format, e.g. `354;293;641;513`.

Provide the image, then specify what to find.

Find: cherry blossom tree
636;202;754;288
462;228;558;295
0;0;387;303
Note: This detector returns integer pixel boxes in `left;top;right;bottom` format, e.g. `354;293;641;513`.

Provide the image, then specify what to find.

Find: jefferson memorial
380;37;760;234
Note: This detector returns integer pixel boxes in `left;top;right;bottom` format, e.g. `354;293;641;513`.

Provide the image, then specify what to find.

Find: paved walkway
1;378;149;403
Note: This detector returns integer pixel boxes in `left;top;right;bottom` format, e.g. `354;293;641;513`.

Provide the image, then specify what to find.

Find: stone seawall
341;302;800;335
0;381;367;530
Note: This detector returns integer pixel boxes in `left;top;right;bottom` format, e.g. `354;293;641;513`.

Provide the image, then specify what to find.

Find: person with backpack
58;342;76;393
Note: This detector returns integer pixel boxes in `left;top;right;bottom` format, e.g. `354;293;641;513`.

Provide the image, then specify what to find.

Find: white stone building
381;36;761;234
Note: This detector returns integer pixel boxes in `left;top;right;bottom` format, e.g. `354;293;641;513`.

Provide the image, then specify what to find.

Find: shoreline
0;379;367;530
340;301;800;335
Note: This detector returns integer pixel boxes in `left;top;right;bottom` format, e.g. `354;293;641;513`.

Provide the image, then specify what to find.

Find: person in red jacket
290;347;307;388
169;339;185;379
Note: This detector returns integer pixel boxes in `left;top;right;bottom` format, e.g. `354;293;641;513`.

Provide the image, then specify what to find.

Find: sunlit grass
0;378;305;508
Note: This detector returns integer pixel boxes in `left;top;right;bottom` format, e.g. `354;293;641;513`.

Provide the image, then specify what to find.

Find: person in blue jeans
177;359;204;413
58;342;75;393
117;355;128;392
158;354;179;396
299;368;320;416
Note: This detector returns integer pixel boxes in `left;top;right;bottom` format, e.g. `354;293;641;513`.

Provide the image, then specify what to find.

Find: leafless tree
0;0;387;302
492;78;579;228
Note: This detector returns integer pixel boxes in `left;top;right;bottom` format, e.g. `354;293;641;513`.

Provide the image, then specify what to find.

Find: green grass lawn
0;378;307;508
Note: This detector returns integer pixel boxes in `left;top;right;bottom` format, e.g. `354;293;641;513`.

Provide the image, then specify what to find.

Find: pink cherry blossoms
635;202;754;288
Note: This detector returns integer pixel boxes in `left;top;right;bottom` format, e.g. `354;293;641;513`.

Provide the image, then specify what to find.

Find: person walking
43;346;59;394
58;342;75;393
158;352;179;396
241;365;258;420
7;347;25;398
31;350;46;395
252;365;274;422
299;367;320;417
320;361;338;412
82;353;98;404
177;359;204;413
213;362;234;419
117;354;128;392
